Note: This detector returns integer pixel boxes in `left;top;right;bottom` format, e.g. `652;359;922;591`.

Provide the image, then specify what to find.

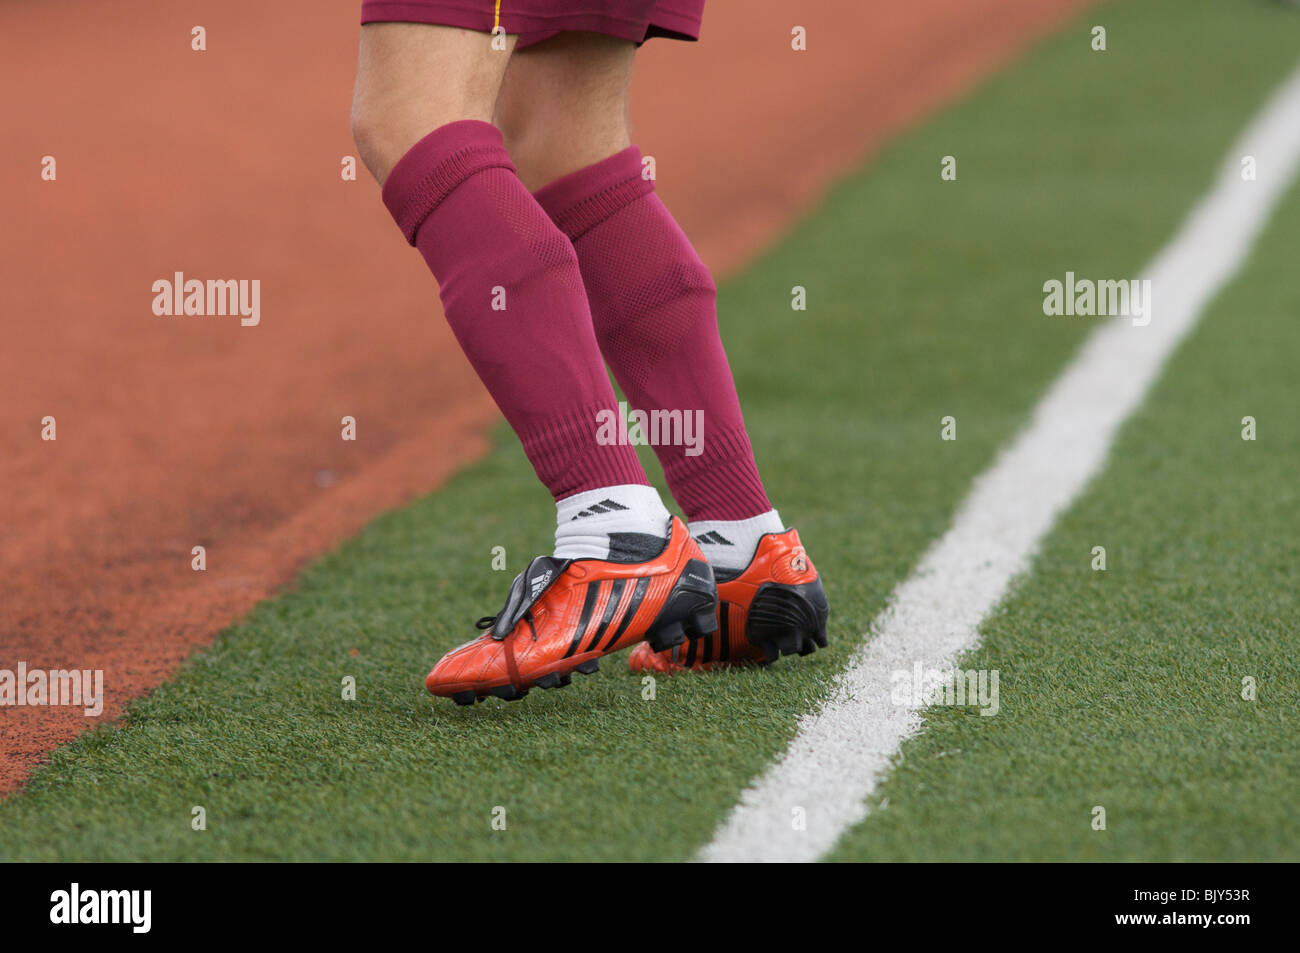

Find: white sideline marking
700;63;1300;864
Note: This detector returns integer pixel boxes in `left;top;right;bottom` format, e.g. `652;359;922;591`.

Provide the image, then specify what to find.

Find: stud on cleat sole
757;628;824;663
646;619;685;653
451;691;477;706
574;659;600;675
692;609;719;636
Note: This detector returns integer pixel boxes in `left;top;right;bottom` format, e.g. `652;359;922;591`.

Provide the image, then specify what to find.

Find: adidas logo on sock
569;499;630;520
694;531;734;546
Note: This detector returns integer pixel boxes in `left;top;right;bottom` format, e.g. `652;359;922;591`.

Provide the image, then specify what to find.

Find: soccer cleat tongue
489;555;570;639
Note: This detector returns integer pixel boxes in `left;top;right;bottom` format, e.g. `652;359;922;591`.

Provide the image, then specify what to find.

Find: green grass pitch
2;0;1298;861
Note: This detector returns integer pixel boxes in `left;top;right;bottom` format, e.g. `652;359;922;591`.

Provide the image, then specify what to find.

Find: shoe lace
475;610;537;640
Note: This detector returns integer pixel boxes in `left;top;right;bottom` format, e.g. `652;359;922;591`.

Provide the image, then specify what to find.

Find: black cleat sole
746;578;830;665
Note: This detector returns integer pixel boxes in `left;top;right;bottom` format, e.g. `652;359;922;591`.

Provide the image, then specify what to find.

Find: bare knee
500;102;632;192
349;105;398;186
351;22;515;186
499;121;612;193
350;99;442;187
495;34;634;191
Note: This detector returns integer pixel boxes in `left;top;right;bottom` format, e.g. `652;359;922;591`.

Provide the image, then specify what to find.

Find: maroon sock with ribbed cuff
533;146;773;523
382;121;649;502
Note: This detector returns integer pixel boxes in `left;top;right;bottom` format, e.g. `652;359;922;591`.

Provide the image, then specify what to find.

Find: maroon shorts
360;0;704;48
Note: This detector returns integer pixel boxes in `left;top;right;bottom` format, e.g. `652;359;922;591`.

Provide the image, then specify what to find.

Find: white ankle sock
554;484;672;562
689;509;784;572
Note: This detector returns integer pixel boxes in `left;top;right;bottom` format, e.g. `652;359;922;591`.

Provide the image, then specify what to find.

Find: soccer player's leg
496;32;829;673
351;23;713;702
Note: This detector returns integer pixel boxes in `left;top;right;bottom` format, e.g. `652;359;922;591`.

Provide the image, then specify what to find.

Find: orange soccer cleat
427;517;718;704
627;528;828;673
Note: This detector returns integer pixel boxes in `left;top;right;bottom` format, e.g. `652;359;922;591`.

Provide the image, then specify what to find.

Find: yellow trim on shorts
493;0;501;33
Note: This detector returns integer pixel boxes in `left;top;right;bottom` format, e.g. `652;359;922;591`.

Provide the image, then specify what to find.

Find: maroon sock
533;147;772;522
382;121;647;500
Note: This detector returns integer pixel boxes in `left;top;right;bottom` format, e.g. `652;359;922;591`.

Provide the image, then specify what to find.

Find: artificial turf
2;0;1297;861
829;152;1300;865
